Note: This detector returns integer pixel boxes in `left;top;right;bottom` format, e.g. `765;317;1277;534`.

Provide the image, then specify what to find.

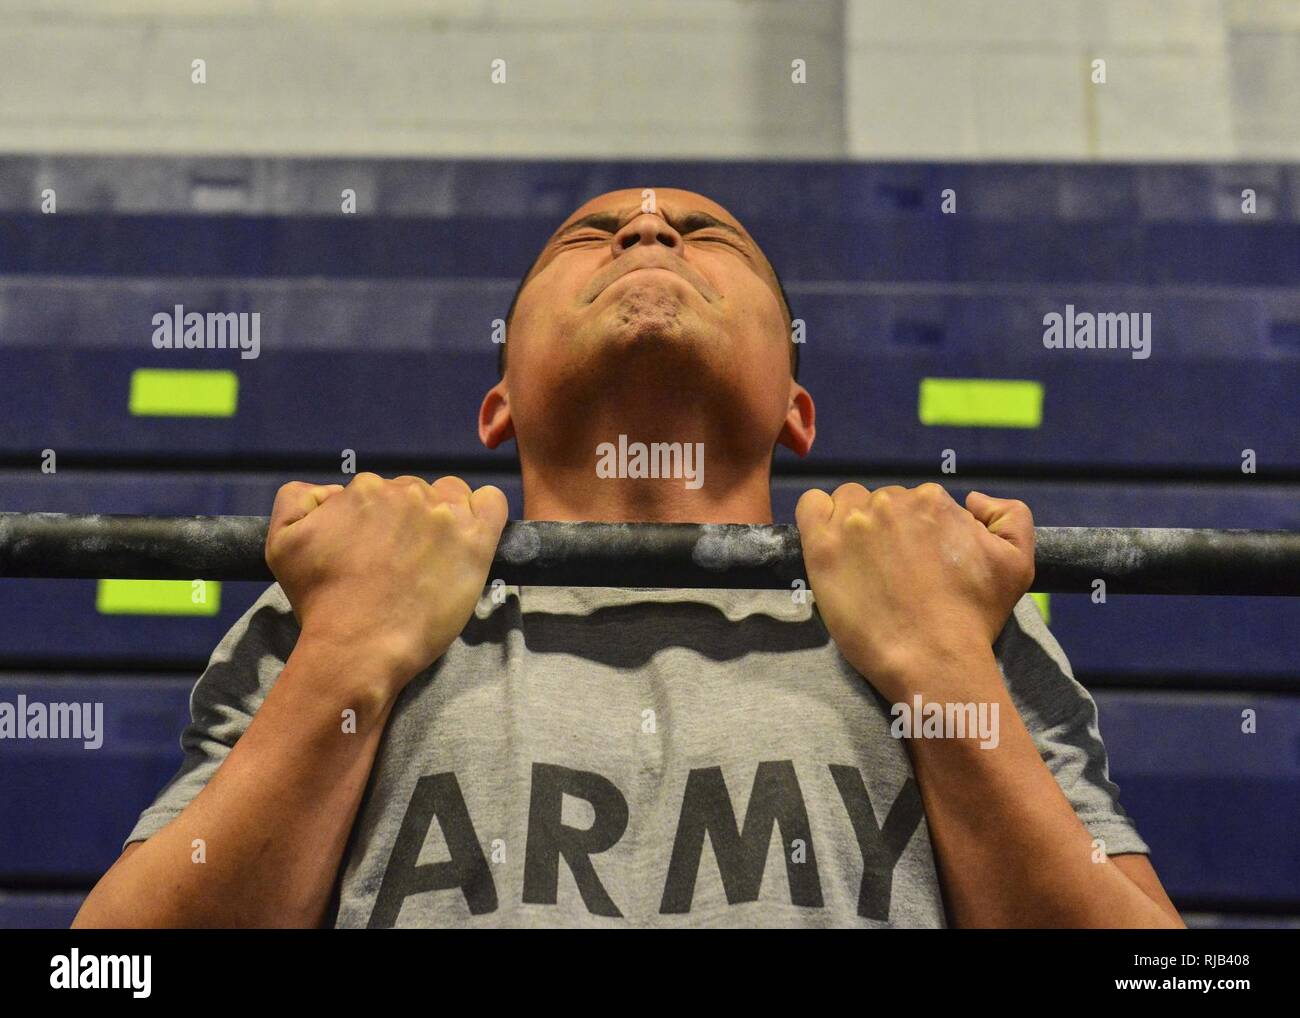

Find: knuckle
842;505;872;531
386;475;426;498
426;499;458;525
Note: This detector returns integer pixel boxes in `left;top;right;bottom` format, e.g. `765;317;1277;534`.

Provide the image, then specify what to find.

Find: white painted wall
0;0;1294;160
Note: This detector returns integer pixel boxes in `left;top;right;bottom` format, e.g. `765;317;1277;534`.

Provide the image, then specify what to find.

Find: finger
430;475;473;499
915;481;957;508
269;482;344;533
827;481;873;524
469;485;509;531
965;491;1034;554
795;488;835;533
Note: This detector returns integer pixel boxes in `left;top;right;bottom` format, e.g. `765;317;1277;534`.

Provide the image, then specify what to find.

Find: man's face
482;187;810;467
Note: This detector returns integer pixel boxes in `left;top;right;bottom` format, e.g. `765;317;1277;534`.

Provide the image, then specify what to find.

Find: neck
518;444;776;524
508;366;785;524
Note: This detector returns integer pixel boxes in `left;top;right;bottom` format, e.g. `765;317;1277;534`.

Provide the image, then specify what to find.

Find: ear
775;382;815;457
479;379;516;449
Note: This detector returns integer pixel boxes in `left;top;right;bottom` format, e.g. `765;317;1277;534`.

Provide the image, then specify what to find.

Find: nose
610;213;683;256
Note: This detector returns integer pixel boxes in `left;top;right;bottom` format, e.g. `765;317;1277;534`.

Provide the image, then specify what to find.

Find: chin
601;287;690;344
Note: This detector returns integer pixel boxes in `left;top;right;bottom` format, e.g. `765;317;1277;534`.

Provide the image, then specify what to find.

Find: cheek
506;338;558;405
519;262;582;327
728;275;787;340
728;283;791;370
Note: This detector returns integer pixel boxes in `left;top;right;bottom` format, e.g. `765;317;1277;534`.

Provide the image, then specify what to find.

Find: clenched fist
795;483;1035;697
265;473;509;685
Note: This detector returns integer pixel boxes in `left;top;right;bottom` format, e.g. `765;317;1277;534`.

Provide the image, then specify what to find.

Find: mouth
613;266;680;283
584;259;713;304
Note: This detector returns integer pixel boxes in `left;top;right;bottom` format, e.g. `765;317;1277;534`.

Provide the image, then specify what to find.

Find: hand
795;483;1035;695
265;473;509;685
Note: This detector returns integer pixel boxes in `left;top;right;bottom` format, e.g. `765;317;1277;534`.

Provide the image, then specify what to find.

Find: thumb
965;490;1035;556
470;484;510;534
269;482;344;534
795;487;835;535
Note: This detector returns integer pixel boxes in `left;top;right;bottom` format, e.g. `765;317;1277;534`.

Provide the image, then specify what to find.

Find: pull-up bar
1;513;1298;595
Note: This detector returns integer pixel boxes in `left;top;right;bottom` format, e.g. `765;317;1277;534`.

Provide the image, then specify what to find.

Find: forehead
550;188;752;242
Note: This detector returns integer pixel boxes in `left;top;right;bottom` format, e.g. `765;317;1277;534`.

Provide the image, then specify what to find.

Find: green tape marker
1029;592;1050;625
918;378;1043;428
96;579;222;616
129;369;238;417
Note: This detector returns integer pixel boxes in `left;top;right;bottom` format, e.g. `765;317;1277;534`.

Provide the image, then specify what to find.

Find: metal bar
1;512;1298;595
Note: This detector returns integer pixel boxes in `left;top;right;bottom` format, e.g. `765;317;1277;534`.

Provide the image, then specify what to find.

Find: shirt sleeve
993;594;1150;857
121;583;299;851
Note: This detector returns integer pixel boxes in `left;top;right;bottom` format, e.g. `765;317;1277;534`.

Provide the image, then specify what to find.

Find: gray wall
0;0;1295;160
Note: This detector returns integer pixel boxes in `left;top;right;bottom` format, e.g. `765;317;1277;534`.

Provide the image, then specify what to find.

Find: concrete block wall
0;0;1295;160
0;0;846;159
845;0;1244;159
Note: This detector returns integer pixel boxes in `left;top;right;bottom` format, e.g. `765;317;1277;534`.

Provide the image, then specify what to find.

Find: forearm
885;645;1182;929
74;633;408;928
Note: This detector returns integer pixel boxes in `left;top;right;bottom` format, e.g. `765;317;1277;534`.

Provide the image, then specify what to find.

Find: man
74;188;1182;928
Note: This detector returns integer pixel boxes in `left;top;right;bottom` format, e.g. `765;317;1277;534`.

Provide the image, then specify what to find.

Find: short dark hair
498;257;799;381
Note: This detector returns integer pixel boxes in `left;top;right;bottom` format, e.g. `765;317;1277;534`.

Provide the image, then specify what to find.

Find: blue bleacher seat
1;157;1297;924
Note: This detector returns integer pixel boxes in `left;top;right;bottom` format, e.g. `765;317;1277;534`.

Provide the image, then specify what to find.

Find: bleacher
0;157;1297;926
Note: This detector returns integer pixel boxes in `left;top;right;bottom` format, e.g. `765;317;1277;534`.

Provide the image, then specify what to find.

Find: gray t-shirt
124;583;1148;927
